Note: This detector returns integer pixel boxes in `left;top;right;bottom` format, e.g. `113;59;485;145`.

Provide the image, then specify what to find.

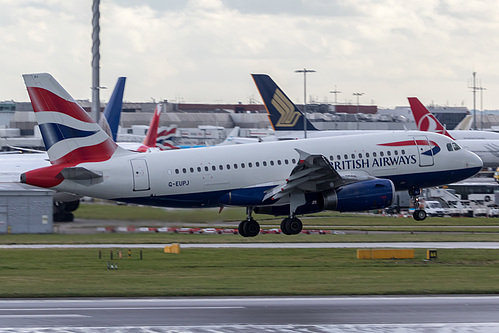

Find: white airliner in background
253;74;499;169
20;73;482;236
409;97;499;168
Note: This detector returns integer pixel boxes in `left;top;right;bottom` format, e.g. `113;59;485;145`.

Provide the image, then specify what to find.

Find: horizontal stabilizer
59;167;103;180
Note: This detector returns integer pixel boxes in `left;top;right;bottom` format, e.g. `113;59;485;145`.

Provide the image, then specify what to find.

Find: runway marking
0;306;245;311
2;323;499;332
0;314;88;318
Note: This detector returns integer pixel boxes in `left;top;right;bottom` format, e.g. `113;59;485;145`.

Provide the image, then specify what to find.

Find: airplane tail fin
23;73;124;165
101;77;126;141
454;114;473;130
251;74;318;131
137;103;163;152
157;125;180;150
408;97;454;139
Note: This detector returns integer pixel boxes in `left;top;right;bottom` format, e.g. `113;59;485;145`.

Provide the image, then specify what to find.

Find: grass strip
1;248;499;297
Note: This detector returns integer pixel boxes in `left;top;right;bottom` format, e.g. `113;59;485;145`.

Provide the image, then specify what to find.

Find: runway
1;296;499;332
2;242;499;249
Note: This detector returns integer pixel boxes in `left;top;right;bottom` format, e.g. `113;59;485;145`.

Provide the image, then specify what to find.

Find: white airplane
20;73;482;236
409;97;499;168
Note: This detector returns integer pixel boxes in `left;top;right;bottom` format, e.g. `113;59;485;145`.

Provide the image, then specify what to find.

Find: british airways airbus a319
20;73;482;236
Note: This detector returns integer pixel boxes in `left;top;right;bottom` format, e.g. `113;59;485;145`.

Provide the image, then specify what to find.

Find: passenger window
248;162;252;168
263;161;267;166
219;165;223;170
256;162;260;167
277;160;282;165
330;155;334;161
366;152;370;158
175;169;179;174
182;168;187;173
284;159;289;164
212;166;216;171
380;151;384;157
351;154;355;159
190;167;194;173
241;163;245;168
337;155;341;160
168;169;172;175
234;164;238;169
373;152;377;157
394;150;398;155
344;154;348;159
358;153;362;158
402;149;405;154
447;143;453;151
292;159;296;164
204;166;209;172
270;161;275;166
197;167;201;172
387;151;391;156
452;143;461;150
226;164;231;170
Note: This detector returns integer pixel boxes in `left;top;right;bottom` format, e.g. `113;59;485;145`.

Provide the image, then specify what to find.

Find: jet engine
319;178;395;212
254;178;395;216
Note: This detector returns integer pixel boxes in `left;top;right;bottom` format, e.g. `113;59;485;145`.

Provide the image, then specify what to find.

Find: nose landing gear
409;188;427;221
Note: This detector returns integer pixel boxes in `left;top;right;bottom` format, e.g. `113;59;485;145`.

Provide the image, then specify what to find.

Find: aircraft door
130;159;150;191
413;135;434;167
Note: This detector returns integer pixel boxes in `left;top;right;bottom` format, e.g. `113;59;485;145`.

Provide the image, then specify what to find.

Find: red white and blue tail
23;73;123;165
408;97;454;140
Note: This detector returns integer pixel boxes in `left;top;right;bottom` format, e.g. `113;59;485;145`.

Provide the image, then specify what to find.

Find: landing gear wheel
238;219;260;237
413;209;427;221
281;217;303;235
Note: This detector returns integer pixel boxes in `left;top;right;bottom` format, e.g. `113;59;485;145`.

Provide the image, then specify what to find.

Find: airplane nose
465;150;483;169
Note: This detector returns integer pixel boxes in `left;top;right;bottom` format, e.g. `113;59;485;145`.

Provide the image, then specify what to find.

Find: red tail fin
408;97;454;139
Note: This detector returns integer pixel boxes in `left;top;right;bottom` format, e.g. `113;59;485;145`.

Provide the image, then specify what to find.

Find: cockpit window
452;142;461;151
447;143;453;151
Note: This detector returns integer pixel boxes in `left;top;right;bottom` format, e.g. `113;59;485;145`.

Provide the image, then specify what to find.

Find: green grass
2;248;499;297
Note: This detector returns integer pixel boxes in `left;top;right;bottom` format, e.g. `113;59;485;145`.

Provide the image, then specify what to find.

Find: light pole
353;92;364;112
295;68;316;138
353;92;364;130
329;86;341;107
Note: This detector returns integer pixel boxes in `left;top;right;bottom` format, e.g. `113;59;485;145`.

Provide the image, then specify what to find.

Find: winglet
252;74;318;131
408;97;454;139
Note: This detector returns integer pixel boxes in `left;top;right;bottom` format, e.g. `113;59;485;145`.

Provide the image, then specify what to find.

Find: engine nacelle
319;179;395;212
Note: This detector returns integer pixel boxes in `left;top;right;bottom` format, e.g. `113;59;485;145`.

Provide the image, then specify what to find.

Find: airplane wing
263;149;357;201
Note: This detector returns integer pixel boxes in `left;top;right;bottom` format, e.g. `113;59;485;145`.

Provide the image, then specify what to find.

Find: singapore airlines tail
408;97;454;139
252;74;318;131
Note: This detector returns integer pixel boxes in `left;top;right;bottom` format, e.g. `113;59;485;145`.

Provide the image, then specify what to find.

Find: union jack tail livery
23;73;123;165
252;74;317;131
408;97;454;140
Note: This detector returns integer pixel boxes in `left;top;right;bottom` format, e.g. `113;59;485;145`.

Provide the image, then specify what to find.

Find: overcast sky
1;0;499;109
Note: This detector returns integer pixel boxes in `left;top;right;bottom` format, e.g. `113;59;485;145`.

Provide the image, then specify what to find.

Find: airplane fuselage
38;131;482;209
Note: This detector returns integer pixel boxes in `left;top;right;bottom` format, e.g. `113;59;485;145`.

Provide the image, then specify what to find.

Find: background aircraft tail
137;104;166;152
252;74;317;131
23;73;121;165
454;114;473;130
408;97;454;139
101;77;126;141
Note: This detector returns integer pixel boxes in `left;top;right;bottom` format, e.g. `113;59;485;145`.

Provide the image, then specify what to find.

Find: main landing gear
237;208;304;237
280;216;303;235
238;207;260;237
409;188;427;221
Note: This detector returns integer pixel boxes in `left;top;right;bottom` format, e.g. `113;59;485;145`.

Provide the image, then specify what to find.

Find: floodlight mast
295;68;316;139
91;0;100;123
